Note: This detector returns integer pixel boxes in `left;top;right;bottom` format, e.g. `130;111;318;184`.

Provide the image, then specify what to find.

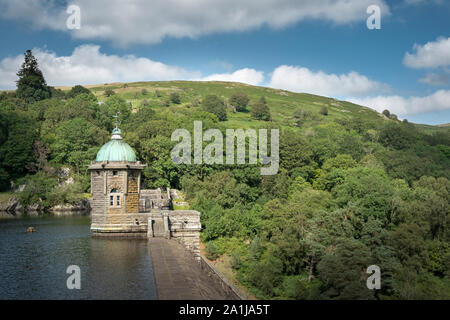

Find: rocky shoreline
0;197;91;216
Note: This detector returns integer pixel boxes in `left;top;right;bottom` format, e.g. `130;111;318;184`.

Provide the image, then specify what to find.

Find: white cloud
268;65;388;97
0;45;265;89
0;45;199;89
348;90;450;116
0;0;389;46
403;37;450;69
199;68;264;86
419;71;450;86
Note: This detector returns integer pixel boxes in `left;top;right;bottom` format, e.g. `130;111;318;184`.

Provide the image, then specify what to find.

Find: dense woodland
1;51;449;299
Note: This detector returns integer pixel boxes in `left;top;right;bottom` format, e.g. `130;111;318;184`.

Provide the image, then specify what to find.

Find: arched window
109;188;121;207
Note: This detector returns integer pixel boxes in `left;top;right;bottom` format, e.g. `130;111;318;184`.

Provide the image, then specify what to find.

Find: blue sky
0;0;449;124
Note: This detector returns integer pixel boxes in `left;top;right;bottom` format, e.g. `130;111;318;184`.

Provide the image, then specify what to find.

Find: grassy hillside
86;80;393;126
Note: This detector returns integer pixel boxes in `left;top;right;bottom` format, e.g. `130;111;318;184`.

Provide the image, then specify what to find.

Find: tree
378;122;416;150
229;93;250;112
67;85;91;98
0;111;37;178
293;109;313;127
320;106;328;116
202;95;227;121
49;87;66;100
50;117;107;170
104;88;115;97
16;50;51;103
382;109;390;117
251;102;271;121
317;239;375;300
170;92;181;104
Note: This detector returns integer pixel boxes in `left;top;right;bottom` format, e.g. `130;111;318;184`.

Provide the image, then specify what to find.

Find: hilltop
55;80;448;134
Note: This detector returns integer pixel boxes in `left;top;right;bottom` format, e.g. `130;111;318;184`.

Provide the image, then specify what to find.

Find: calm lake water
0;214;157;300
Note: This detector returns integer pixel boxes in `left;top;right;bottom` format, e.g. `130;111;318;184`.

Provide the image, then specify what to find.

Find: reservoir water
0;214;157;300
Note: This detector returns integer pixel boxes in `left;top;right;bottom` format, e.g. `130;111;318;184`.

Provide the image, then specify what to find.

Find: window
113;170;118;176
110;196;114;206
116;195;120;206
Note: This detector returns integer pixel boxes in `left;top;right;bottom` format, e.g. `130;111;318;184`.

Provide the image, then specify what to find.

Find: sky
0;0;449;125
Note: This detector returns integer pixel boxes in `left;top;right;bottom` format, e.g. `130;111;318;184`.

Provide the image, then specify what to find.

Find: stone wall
166;210;201;258
126;170;139;213
147;210;202;257
198;255;246;300
90;170;106;225
140;188;171;211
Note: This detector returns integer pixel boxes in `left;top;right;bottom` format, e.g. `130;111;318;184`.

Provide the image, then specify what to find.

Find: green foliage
319;106;328;116
205;241;220;260
50;118;106;172
202;95;227;121
250;102;271;121
16;50;51;103
49;87;66;100
229;92;250;112
317;239;375;300
0;110;37;178
104;88;115;97
378;122;417;149
17;172;58;209
169;91;181;104
67;85;92;99
0;168;10;191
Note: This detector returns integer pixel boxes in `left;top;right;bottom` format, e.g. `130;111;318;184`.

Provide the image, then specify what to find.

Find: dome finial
113;112;120;129
111;112;122;140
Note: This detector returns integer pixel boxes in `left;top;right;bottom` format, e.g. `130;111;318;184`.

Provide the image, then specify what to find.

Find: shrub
67;85;91;99
202;95;227;121
251;102;271;121
161;99;170;107
205;241;220;260
141;88;148;96
170;92;181;104
104;89;115;97
320;106;328;116
230;250;241;270
229;93;250;112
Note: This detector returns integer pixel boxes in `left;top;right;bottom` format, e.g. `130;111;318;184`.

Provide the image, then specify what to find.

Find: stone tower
88;124;147;237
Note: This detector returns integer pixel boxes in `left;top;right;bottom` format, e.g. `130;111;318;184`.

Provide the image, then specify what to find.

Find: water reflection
0;215;157;300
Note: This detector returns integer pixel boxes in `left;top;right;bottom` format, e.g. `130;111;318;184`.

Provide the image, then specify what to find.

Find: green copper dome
95;127;137;162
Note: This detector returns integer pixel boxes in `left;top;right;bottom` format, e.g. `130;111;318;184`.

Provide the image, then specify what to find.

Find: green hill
87;80;397;126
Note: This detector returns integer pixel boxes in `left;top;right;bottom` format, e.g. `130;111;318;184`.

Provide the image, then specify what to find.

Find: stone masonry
88;160;202;256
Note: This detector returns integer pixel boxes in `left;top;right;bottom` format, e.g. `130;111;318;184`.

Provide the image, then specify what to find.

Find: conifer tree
16;50;51;103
